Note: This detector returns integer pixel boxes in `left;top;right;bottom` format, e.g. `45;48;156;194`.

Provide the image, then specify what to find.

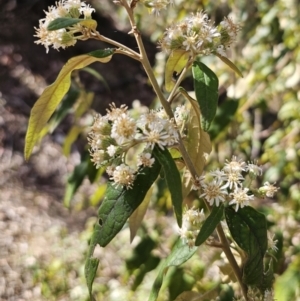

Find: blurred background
0;0;299;300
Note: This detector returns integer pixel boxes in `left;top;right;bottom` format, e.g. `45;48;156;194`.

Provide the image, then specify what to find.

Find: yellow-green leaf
24;48;115;160
182;102;212;198
79;19;97;30
129;184;154;242
216;54;243;78
74;91;94;118
165;50;189;92
63;125;82;156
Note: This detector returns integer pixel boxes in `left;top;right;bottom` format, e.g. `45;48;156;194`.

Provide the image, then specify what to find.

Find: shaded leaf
63;152;89;207
165;50;189;92
258;259;274;293
216;54;243;78
208;99;239;141
192;61;219;131
25;48;115;160
153;146;182;227
149;239;197;301
195;204;224;246
225;206;268;286
82;67;110;91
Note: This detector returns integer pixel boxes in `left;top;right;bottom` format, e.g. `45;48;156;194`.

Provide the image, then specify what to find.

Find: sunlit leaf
48;86;80;133
90;183;107;206
62;125;82;157
216;54;243;78
79;19;97;30
174;289;219;301
149;239;197;301
25;48;115;160
182;104;212;198
129;185;154;242
165;50;189;92
274;257;300;301
153;146;182;227
192;61;219;131
195;204;224;246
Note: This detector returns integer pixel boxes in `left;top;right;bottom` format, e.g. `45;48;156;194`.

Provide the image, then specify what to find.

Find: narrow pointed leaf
47;17;97;31
182;104;212;198
149;239;197;301
85;257;99;299
195;204;224;246
225;206;268;286
153;146;182;227
216;54;243;78
192;61;219;131
129;185;154;242
25;48;115;160
165;50;189;92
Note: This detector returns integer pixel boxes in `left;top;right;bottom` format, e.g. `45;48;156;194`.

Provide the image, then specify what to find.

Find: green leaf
274;257;300;301
149;239;197;301
84;257;99;300
47;17;97;31
47;17;82;30
165;50;189;92
258;259;274;293
208;99;239;140
63;152;89;207
216;54;243;78
91;159;161;248
195;204;224;246
225;206;268;286
24;48;115;160
153;146;182;227
85;159;161;297
192;61;219;131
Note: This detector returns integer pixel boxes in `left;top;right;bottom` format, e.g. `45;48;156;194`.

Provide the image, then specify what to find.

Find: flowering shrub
24;1;283;300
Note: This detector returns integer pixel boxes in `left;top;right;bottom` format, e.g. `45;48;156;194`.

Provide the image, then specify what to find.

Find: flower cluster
34;0;95;52
193;156;278;212
141;0;173;15
88;103;180;189
179;207;205;248
160;11;241;57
